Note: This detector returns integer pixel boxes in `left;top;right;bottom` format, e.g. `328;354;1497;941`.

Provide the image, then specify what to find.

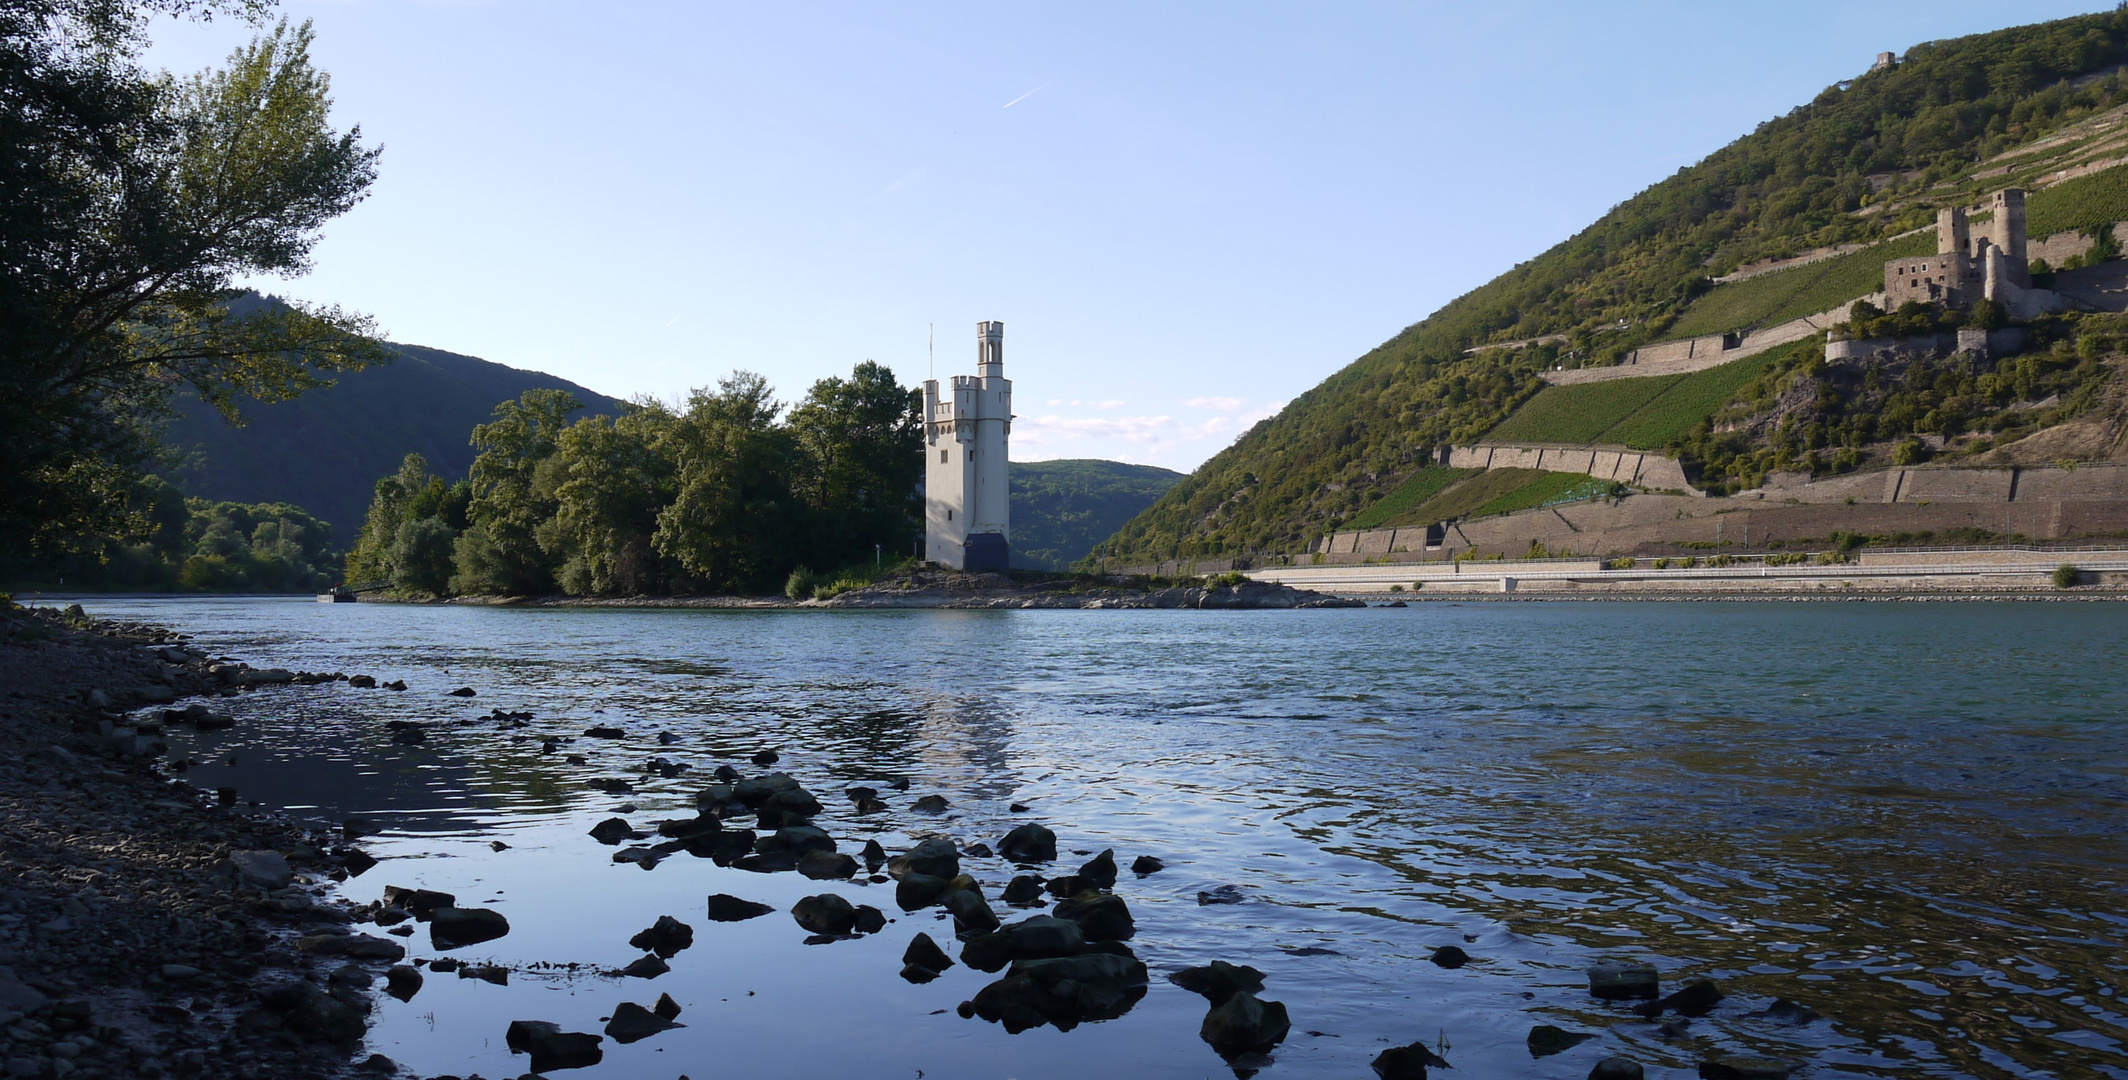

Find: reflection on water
70;596;2128;1079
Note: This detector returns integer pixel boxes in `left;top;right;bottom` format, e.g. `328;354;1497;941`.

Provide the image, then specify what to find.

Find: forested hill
1009;460;1184;570
163;342;622;542
1103;9;2128;564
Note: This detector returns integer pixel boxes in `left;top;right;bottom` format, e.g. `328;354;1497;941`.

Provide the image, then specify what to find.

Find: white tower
923;321;1012;571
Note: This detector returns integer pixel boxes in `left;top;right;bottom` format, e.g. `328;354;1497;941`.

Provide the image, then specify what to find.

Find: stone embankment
0;604;394;1080
820;571;1362;609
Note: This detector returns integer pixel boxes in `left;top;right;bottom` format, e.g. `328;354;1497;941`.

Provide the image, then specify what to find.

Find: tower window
940;449;949;463
946;509;953;521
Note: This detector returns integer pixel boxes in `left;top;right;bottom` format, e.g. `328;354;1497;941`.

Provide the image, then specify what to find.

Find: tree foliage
1;474;342;591
0;2;382;558
1104;10;2128;563
348;364;924;597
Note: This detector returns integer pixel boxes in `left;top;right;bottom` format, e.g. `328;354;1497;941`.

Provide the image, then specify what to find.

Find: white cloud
1181;395;1245;411
1096;399;1126;410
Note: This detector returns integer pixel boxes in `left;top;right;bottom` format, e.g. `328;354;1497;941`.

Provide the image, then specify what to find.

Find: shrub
2054;563;2080;588
1892;437;1928;466
1707;553;1735;567
785;566;818;600
1387;583;1404;593
1606;556;1635;570
1680;556;1699;568
1208;571;1250;588
812;576;868;600
1653;557;1672;569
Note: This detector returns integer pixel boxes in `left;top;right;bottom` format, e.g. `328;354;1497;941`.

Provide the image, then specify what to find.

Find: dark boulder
713;764;742;781
845;785;877;801
998;823;1058;863
1587;961;1660;1000
1077;849;1117;890
861;839;888;868
1528;1024;1596;1057
756;824;835;856
1199;990;1290;1059
628;915;694;958
798;851;859;880
1197;884;1246;905
705;893;775;922
1429;945;1470;969
904;931;953;975
588;818;641;845
1167;960;1265;1005
383;965;423;1002
686;829;754;864
732;850;800;873
732;772;800;807
763;786;823;819
1637;978;1722;1018
751;749;779;765
447;686;476;697
583;725;625;738
505;1020;604;1072
792;893;858;936
888;837;960;880
619;954;669;979
1001;875;1046;906
1372;1041;1451;1079
380;886;456;920
967;951;1149;1033
1053;890;1135;941
654;993;681;1020
1130;854;1164;876
1044;874;1085;898
429;907;511;950
1589;1058;1645;1080
853;904;886;934
603;1001;684;1044
895;872;953;911
962;915;1086;972
942;887;1001;936
656;815;721;840
1760;998;1819;1026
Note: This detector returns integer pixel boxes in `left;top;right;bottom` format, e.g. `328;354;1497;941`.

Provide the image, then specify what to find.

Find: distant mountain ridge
163;342;624;542
1009;459;1184;570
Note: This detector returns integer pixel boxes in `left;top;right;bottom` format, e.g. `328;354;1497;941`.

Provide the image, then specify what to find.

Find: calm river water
65;597;2128;1079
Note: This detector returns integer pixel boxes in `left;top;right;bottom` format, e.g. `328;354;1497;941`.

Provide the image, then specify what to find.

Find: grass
1400;468;1547;524
1483;377;1682;443
1468;472;1614;518
1343;466;1475;531
1668;231;1935;338
2028;162;2128;237
1596;343;1800;449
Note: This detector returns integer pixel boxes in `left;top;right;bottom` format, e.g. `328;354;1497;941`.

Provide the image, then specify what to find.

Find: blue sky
148;1;2107;470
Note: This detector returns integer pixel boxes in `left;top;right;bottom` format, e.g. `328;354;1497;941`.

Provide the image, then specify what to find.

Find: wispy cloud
1015;398;1285;463
1003;82;1049;109
1181;395;1244;411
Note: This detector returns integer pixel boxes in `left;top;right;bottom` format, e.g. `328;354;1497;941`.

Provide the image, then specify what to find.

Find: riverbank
429;570;1365;610
0;604;392;1080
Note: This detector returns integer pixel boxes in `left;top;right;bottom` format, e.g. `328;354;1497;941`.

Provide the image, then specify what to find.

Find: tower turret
923;320;1013;571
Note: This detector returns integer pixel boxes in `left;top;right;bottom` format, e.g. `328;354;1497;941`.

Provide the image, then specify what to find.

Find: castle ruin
1882;189;2063;319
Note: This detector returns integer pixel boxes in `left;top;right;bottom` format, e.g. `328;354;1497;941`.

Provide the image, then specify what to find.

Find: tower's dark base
963;533;1009;573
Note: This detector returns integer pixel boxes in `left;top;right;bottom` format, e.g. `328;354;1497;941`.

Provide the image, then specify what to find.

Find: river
65;596;2128;1079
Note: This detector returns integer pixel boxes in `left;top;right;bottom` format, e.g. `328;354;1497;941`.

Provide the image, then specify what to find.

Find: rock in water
1371;1041;1451;1079
628;915;694;958
384;965;423;1002
895;872;953;911
861;839;888;868
446;686;476;697
1638;978;1723;1018
225;850;294;890
1130;854;1164;875
381;885;456;918
1698;1057;1799;1080
619;954;669;979
1429;945;1470;969
968;951;1150;1033
1528;1024;1596;1057
429;907;511;949
888;837;960;880
654;993;681;1020
904;931;953;975
998;823;1058;863
751;749;779;765
792;893;858;936
912;794;951;813
257;980;366;1042
1167;960;1265;1005
1587;960;1660;1000
1197;884;1247;905
1760;998;1819;1026
705;893;775;922
853;904;886;934
942;887;1001;935
1077;848;1117;889
1588;1058;1645;1080
1053;890;1135;941
798;851;859;880
588;818;639;844
1002;875;1046;906
603;1001;684;1044
505;1020;604;1072
1199;990;1291;1059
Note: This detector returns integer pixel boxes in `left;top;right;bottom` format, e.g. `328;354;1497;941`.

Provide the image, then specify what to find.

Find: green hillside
1009;459;1183;570
1102;11;2128;564
163;339;622;541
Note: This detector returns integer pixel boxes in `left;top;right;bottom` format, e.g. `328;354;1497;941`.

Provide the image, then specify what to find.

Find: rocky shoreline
0;604;393;1080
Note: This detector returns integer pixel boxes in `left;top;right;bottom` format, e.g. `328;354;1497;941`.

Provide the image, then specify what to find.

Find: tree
542;402;682;596
457;389;581;594
1;5;383;557
344;453;464;587
653;372;802;593
786;361;922;569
